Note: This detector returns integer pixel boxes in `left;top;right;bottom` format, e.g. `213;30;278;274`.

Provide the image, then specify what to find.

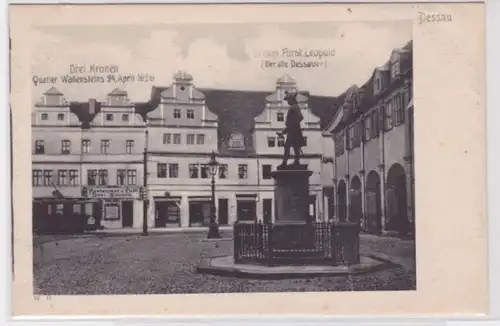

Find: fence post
355;223;361;264
330;222;337;266
233;222;239;263
267;223;273;267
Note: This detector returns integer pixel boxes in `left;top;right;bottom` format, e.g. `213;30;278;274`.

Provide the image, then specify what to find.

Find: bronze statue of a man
277;90;306;168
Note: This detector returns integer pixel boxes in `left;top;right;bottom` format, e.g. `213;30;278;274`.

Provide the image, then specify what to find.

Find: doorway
365;170;382;234
189;201;211;226
237;200;256;222
263;198;272;223
386;163;409;235
155;201;181;228
218;198;228;225
122;201;134;227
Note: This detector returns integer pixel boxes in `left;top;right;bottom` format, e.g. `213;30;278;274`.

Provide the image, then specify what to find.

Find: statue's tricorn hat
284;90;298;105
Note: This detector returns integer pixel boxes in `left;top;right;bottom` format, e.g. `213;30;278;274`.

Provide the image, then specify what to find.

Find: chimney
89;98;96;115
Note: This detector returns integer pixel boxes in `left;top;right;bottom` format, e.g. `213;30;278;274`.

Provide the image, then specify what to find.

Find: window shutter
378;106;385;132
400;93;406;123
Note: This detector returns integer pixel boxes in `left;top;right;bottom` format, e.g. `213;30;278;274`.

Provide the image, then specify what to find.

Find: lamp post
142;120;149;236
207;150;221;239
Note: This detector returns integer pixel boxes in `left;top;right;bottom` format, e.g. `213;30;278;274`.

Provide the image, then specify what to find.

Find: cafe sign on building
83;186;141;199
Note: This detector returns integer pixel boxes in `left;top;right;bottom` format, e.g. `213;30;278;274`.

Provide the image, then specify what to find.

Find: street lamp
207;150;221;239
142;119;149;236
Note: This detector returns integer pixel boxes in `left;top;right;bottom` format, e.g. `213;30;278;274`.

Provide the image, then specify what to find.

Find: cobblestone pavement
33;232;416;295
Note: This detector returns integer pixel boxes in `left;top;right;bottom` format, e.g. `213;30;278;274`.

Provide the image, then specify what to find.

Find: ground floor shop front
147;187;324;228
32;188;326;231
33;198;144;231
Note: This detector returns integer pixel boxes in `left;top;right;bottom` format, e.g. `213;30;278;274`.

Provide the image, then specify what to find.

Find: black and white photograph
28;19;416;295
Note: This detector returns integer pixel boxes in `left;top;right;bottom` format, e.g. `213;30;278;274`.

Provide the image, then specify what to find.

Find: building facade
32;87;84;227
144;72;334;228
82;89;146;229
32;87;147;229
31;72;342;230
326;41;414;236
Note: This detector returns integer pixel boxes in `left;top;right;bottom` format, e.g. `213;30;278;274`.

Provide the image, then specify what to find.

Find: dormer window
41;113;48;121
106;114;113;121
391;60;400;80
358;90;364;105
228;132;245;150
57;113;64;121
374;78;382;95
277;112;284;122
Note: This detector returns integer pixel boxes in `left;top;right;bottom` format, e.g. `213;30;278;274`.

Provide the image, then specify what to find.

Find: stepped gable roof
146;86;339;154
43;86;63;95
277;73;296;84
108;88;128;96
68;85;340;151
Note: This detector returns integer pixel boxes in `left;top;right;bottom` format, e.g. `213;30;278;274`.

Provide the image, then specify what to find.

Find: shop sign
84;186;140;199
104;203;120;221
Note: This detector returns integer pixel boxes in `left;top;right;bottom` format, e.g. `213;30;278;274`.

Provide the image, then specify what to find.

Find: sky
30;20;412;104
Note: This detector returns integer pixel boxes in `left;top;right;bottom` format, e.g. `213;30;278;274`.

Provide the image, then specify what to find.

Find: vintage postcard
10;2;487;317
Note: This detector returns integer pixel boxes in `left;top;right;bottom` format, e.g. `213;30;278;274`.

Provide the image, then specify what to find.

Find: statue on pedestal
277;91;307;168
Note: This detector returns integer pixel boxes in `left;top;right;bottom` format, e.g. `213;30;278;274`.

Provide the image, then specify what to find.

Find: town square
29;20;415;294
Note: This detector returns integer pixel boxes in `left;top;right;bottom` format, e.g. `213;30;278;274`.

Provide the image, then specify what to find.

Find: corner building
32;87;147;229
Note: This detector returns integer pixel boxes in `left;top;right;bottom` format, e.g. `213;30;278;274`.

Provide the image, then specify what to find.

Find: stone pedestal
271;165;315;253
271;164;313;223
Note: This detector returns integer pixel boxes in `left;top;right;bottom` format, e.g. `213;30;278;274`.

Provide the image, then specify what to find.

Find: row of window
157;163;274;180
162;133;205;145
32;164;277;187
104;113;133;122
39;111;288;124
34;139;136;155
40;112;136;123
335;88;411;156
34;133;209;155
32;169;138;186
32;169;79;186
39;113;67;121
173;108;195;119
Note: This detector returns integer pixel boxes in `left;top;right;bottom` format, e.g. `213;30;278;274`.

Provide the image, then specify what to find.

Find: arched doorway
349;176;362;224
337;180;347;222
386;163;409;235
365;171;382;234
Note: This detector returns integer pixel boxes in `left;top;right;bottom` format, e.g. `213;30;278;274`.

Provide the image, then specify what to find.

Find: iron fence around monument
233;221;360;266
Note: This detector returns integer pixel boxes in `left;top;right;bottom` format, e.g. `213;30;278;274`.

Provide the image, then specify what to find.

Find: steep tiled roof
69;100;102;129
331;40;413;133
